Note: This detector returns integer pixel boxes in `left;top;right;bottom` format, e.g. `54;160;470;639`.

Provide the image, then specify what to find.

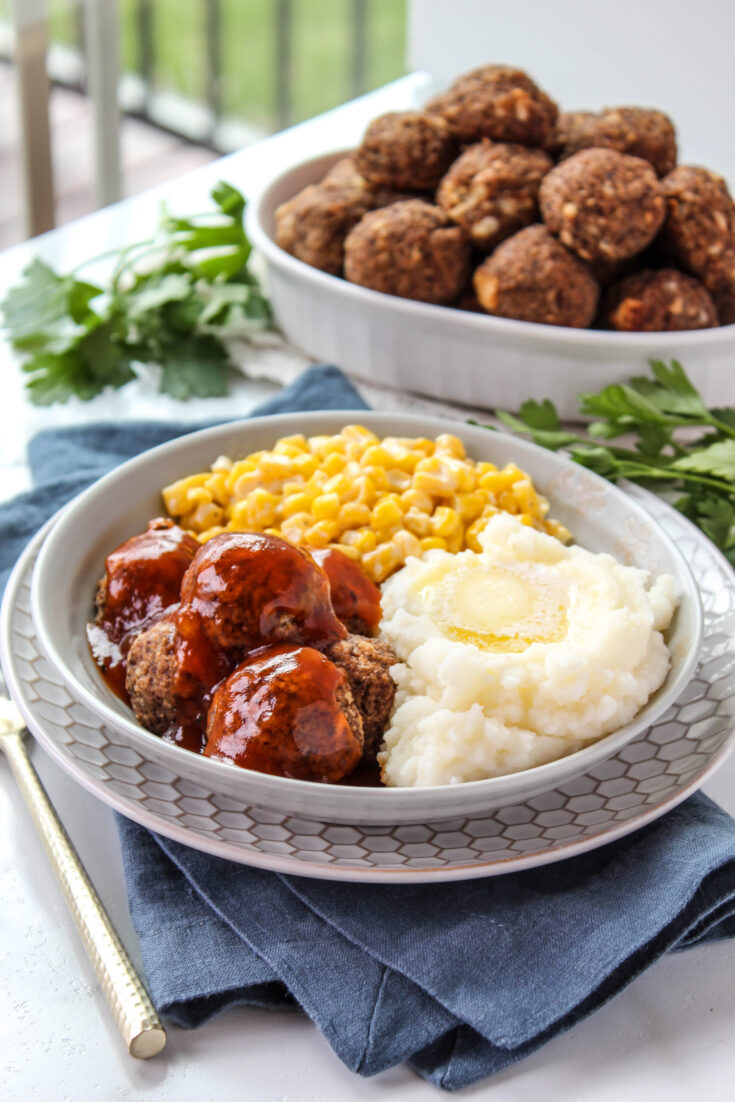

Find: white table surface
1;74;735;1102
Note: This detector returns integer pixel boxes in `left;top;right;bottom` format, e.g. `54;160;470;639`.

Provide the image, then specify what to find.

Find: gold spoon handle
2;731;166;1059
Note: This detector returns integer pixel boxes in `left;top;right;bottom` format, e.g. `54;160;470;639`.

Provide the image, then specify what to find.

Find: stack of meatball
274;64;735;331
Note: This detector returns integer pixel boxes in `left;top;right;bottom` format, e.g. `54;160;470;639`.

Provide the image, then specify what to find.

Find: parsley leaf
490;360;735;559
1;182;272;404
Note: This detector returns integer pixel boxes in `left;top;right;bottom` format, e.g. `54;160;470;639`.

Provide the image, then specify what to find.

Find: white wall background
408;0;735;184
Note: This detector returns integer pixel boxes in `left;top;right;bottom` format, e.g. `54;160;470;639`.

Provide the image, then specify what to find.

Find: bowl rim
245;147;735;350
29;409;704;807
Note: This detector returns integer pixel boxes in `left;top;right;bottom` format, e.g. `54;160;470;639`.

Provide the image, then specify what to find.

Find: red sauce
204;645;362;782
88;526;387;786
309;547;383;635
178;532;346;652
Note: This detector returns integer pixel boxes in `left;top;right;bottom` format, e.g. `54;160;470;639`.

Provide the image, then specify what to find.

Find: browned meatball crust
556;107;677;177
601;269;717;331
204;645;363;783
321;156;424;209
540;149;665;262
274;184;373;275
437;139;552;252
695;247;735;324
473;224;599;327
355;112;457;191
324;635;397;763
659;166;735;284
126;617;182;735
426;65;557;148
344;199;471;304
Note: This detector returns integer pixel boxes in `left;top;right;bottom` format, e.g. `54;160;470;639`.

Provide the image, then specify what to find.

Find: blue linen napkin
2;363;735;1090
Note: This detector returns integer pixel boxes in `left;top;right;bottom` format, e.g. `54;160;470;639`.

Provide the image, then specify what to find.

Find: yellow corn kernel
189;502;224;532
293;452;318;479
371;497;404;530
362;444;394;468
354;476;376;506
245;488;279;527
420;536;448;553
304;519;341;547
258;453;293;480
434;433;465;458
233;470;263;498
431;506;461;538
341;424;378;444
197;524;226;542
323;472;350;498
323;540;359;560
211;454;233;473
412;471;454;497
338;501;371;528
362;465;389;492
401;488;433;513
282;478;305;496
311;492;341;521
476;461;498;475
446;531;463;554
340;527;377;553
455;491;486;523
385;445;421;473
478;470;506;494
324;451;346;476
203;472;230;506
264;526;282;538
280;492;312;518
464;517;492;551
443;457;476;493
545;518;572;543
274;435;307;455
361;543;402;583
498;490;520;514
392;529;422;560
403;508;432;537
385;468;412;492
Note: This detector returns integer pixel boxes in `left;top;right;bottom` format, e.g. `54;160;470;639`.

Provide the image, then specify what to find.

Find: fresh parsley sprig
1;181;272;404
484;360;735;565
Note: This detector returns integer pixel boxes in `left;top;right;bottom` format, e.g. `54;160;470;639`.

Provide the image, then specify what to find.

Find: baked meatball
473;224;599;327
178;532;345;653
540;148;666;262
204;645;363;783
695;246;735;324
437;139;552;252
274;184;373;275
324;635;397;763
95;518;199;645
426;65;557;148
344;199;471;304
308;548;382;636
601;269;717;331
321;156;423;209
355;112;457;191
556;107;677;177
659;166;735;281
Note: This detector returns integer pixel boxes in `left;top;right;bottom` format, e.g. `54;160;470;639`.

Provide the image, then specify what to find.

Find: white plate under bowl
2;501;733;882
245;150;735;419
27;412;701;824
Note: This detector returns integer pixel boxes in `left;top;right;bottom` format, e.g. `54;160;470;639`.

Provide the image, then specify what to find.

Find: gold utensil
0;691;166;1059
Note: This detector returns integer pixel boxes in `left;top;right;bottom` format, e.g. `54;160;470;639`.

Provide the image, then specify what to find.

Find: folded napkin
3;363;735;1091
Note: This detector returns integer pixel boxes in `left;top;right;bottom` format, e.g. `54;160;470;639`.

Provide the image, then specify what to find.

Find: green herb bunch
1;182;272;404
490;360;735;566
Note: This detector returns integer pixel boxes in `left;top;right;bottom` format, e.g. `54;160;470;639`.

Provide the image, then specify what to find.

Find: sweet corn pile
162;426;570;583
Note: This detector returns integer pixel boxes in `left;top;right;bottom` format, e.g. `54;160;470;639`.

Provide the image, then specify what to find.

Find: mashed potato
378;513;678;787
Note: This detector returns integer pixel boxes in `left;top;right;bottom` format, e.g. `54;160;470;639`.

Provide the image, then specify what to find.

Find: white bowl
30;412;702;825
245;151;735;419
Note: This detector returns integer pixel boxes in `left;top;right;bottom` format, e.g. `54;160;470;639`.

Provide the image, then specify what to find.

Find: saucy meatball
601;268;717;331
355;112;457;191
473;224;599;327
344;199;471;304
426;65;557;148
659;166;735;281
94;518;198;645
556;107;677;177
324;635;397;763
540;149;666;262
308;547;382;636
204;645;363;783
274;184;373;275
437;140;552;252
178;531;345;654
